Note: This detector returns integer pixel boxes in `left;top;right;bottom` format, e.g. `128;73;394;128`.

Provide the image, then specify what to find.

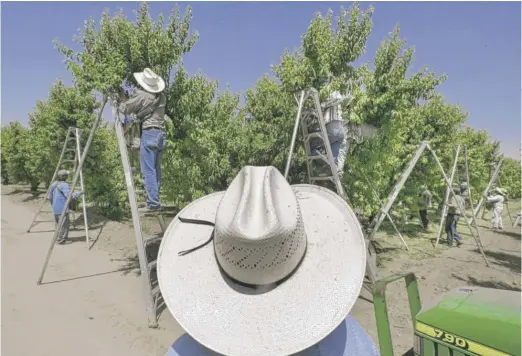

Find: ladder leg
435;146;460;248
37;100;108;285
368;141;428;242
427;144;489;267
284;91;307;180
75;128;91;245
27;129;74;232
112;105;158;328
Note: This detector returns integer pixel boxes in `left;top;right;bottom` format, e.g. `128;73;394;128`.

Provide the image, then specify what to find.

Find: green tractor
373;273;521;356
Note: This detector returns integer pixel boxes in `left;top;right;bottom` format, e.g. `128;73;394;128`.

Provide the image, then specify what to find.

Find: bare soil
2;185;520;356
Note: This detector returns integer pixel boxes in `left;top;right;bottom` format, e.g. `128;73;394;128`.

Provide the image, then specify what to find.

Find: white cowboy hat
133;68;165;93
157;166;366;356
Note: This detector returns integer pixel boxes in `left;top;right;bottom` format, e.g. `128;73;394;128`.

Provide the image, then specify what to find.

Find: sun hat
157;166;367;356
133;68;165;94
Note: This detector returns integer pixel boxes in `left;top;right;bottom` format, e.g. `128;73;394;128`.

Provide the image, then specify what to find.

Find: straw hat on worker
134;68;165;93
157;166;367;356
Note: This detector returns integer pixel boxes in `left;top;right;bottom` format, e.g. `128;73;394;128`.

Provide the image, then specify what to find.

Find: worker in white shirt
321;87;352;177
486;187;507;229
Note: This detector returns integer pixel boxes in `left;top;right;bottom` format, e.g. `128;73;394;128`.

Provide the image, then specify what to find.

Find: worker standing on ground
486;187;506;229
118;68;167;211
48;170;82;245
417;185;432;230
445;187;464;247
322;84;352;177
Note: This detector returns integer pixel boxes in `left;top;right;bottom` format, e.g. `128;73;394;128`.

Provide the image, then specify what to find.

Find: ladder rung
62;159;76;164
151;285;160;297
307;155;329;163
305;132;325;141
310;176;334;182
144;236;162;247
148;260;157;271
138;207;163;215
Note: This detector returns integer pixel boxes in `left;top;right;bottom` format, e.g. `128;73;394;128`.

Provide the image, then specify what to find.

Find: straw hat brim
157;184;367;356
133;72;165;93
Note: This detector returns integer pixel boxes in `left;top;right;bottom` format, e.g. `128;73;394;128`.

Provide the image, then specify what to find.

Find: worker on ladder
48;170;82;245
318;83;352;177
486;187;506;229
117;68;167;212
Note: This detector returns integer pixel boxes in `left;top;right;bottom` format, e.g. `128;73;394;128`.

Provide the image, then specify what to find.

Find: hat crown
214;166;306;286
142;68;160;86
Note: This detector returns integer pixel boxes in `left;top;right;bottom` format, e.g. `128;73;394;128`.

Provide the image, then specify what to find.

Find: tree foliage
2;2;519;223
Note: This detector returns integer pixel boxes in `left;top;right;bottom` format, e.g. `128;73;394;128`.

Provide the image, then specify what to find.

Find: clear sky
1;1;520;159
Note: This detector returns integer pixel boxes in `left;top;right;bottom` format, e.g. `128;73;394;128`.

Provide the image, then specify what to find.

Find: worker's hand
108;93;120;107
118;87;128;101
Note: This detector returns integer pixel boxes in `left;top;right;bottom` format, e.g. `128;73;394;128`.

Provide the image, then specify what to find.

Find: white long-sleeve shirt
487;194;505;209
323;91;344;124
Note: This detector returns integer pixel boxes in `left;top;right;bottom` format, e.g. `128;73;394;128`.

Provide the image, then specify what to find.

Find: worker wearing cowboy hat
486;187;507;229
118;68;167;211
48;170;82;244
158;166;380;356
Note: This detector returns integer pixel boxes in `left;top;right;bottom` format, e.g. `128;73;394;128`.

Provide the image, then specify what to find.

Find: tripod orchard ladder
366;141;488;266
110;103;167;328
36;98;166;328
27;127;90;246
283;88;379;284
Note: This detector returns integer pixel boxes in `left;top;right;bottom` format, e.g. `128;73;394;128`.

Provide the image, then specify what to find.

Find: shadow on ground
493;229;521;241
451;273;521;292
472;248;521;274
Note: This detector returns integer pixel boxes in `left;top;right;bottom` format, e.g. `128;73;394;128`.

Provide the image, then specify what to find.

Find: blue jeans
327;121;346;165
310;121;346;161
445;214;462;246
140;128;166;209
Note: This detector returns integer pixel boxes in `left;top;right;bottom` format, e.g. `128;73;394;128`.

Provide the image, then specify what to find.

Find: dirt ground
2;185;521;356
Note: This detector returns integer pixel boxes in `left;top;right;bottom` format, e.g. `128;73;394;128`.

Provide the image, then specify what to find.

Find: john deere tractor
373;273;521;356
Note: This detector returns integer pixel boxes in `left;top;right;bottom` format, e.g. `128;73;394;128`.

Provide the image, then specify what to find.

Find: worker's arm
119;92;146;116
486;195;501;203
321;91;344;109
48;183;55;203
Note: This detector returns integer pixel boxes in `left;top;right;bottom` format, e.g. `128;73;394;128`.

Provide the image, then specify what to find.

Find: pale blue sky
1;2;520;159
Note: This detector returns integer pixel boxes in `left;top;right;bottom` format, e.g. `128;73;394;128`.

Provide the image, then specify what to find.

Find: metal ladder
284;88;379;284
111;104;167;328
36;99;167;328
27;127;90;246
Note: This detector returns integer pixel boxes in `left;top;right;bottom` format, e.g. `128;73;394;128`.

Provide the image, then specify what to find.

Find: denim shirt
165;315;380;356
48;181;80;215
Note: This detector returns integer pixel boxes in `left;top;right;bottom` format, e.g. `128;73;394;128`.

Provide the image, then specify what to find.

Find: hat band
176;216;308;288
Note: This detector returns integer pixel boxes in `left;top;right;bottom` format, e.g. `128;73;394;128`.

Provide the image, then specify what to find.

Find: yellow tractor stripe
415;321;512;356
